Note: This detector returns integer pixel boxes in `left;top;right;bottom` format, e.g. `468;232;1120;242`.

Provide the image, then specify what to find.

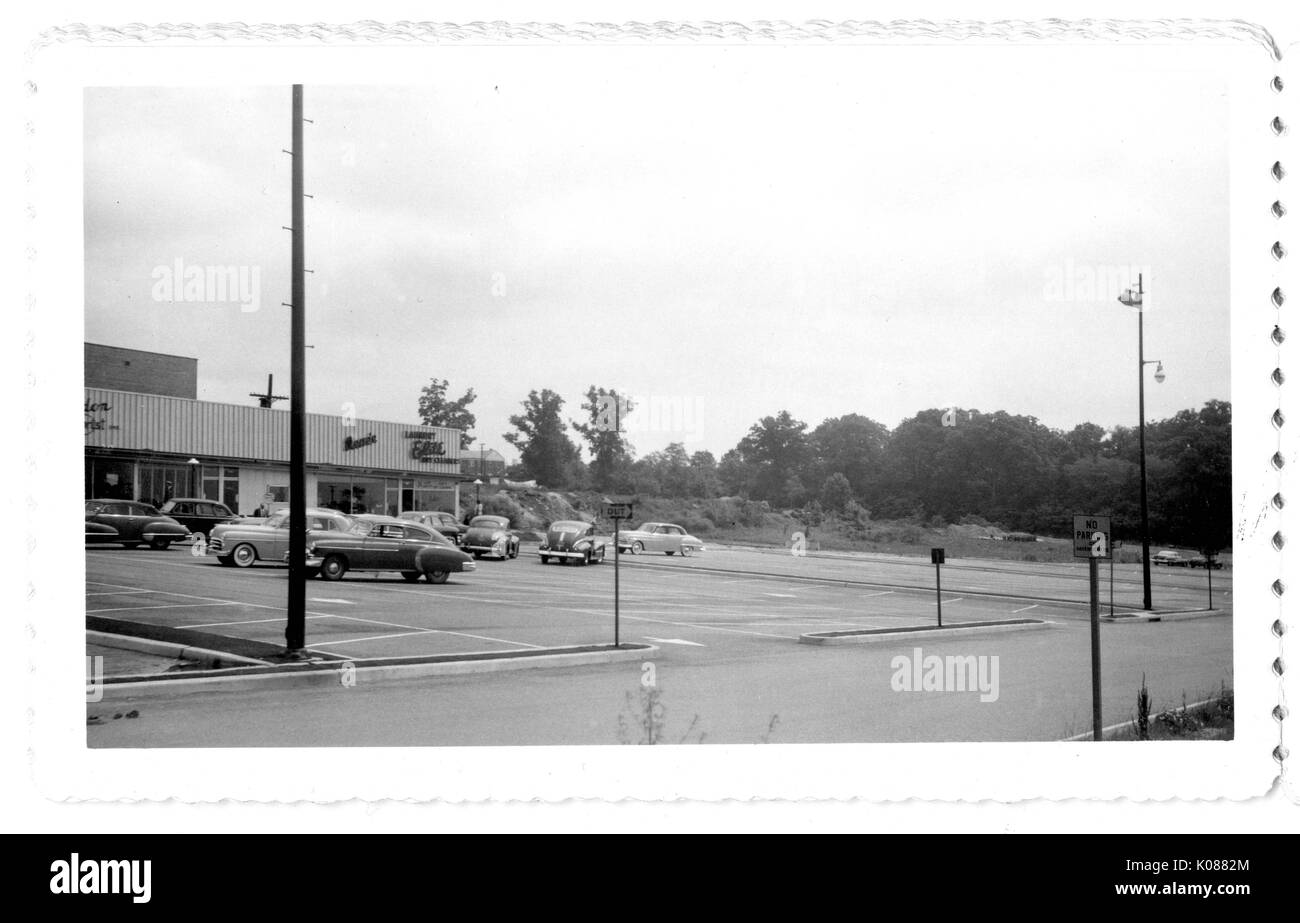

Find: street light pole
1121;274;1164;612
1136;273;1152;611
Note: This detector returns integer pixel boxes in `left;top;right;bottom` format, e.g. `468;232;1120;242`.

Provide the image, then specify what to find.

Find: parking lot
87;542;1226;659
86;542;1233;745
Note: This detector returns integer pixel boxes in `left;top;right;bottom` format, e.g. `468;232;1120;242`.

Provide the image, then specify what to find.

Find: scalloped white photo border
23;19;1287;804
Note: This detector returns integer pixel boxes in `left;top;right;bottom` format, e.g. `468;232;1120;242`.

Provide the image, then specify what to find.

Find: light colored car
291;515;476;584
462;515;521;560
1152;550;1191;567
208;507;352;568
539;520;612;566
617;522;706;557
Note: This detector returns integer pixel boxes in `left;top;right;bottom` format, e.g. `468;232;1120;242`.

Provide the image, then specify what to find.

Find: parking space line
322;612;543;649
187;614;336;629
88;602;239;614
1012;604;1039;614
85;590;157;597
564;607;795;641
309;630;442;648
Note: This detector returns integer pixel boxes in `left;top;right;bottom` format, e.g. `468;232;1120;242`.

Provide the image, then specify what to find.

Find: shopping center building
84;343;466;517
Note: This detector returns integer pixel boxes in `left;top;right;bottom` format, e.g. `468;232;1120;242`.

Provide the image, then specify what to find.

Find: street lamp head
187;457;200;465
1154;362;1166;384
474;478;483;486
1118;288;1143;308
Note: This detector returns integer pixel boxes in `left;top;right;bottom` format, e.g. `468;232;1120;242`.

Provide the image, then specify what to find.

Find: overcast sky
84;50;1230;463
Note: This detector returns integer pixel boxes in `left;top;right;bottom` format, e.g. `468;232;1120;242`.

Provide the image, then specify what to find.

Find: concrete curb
799;618;1052;645
1101;608;1227;623
87;630;270;668
88;642;657;700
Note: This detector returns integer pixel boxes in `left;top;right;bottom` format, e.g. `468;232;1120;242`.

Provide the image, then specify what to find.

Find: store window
85;457;135;500
318;476;385;515
201;465;240;512
138;462;194;507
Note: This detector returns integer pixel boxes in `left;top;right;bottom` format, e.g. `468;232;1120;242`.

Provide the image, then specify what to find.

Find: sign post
594;391;634;648
1074;515;1111;741
930;548;945;627
605;501;634;647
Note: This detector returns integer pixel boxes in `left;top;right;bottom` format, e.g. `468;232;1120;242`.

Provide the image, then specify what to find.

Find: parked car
157;497;240;543
85;520;120;544
399;510;467;546
84;499;191;549
292;515;476;583
462;515;521;559
208;507;352;568
1186;554;1225;570
539;520;612;566
1152;550;1192;567
617;522;706;556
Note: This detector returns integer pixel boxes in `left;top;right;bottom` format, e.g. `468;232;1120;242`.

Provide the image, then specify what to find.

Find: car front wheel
425;570;449;584
681;545;694;557
540;555;550;565
150;538;172;550
320;554;347;581
231;543;257;567
401;571;421;582
631;541;643;555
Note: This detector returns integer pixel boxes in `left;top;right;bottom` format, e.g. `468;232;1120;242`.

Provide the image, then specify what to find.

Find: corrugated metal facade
84;387;462;476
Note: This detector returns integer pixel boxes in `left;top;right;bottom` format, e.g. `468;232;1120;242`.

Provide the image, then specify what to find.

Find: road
85;544;1233;745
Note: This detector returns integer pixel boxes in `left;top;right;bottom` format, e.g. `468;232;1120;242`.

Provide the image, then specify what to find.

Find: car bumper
539;548;592;559
142;529;188;541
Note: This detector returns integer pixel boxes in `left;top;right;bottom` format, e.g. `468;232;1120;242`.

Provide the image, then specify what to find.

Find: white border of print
27;25;1279;804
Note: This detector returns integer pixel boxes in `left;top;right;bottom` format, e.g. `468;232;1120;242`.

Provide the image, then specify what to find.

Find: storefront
85;387;465;516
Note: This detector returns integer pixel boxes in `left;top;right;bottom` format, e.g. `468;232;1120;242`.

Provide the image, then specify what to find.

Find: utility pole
285;84;307;655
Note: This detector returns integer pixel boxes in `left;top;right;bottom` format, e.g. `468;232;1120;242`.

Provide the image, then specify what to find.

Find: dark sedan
157;497;240;543
399;510;467;546
539;520;611;566
295;515;476;583
85;499;191;550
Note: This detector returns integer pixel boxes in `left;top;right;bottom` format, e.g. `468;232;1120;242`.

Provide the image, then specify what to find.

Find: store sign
404;431;452;463
84;399;118;435
343;433;378;451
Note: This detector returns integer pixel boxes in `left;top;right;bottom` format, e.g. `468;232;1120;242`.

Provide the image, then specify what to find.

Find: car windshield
550;521;586;531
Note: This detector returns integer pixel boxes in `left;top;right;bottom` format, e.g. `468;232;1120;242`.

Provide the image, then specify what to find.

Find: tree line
418;378;1231;551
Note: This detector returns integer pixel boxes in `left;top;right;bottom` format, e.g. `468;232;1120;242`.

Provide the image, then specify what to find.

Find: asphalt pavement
84;543;1233;745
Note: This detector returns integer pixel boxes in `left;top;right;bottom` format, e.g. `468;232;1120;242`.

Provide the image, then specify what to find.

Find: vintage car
462;515;521;559
85;520;120;544
291;515;476;583
538;520;612;566
157;497;240;543
1152;550;1192;567
208;507;353;568
84;499;191;550
617;522;706;556
399;510;467;546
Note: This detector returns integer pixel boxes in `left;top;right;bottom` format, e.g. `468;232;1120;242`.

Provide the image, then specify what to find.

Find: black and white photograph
15;16;1287;807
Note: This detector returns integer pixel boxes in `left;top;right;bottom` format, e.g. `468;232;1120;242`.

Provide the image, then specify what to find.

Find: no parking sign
1072;515;1111;560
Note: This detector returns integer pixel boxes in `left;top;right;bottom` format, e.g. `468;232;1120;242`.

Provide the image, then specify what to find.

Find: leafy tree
503;389;581;488
686;450;722;498
810;414;890;500
736;410;812;507
820;472;853;512
571;385;633;490
718;448;755;497
417;378;478;449
1146;400;1232;551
